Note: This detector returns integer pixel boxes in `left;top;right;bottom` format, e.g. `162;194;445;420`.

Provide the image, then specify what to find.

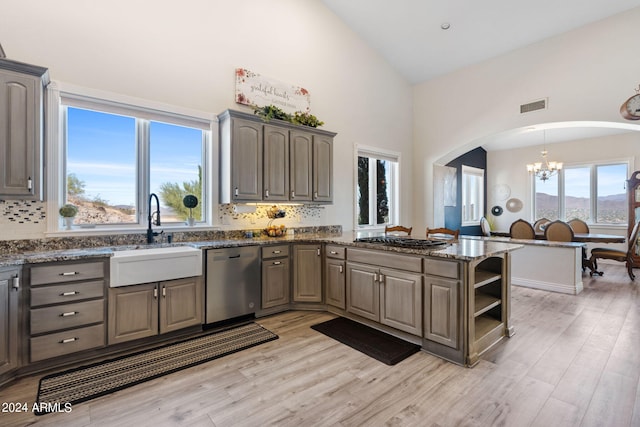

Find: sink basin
110;246;203;287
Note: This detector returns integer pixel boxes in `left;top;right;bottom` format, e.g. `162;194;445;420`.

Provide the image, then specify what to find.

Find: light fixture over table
526;130;562;182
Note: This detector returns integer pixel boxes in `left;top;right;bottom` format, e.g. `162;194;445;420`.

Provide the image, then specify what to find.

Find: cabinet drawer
424;258;460;279
30;323;105;362
262;245;290;259
30;261;105;286
30;299;104;335
30;280;105;307
325;245;346;259
347;248;422;273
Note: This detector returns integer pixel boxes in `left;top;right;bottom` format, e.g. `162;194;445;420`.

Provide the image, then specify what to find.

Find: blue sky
67;108;202;207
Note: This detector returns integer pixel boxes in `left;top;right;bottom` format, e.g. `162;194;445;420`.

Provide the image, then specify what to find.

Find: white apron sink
110;246;203;287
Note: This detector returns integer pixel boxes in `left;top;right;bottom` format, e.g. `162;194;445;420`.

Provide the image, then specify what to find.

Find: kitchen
2;1;640;425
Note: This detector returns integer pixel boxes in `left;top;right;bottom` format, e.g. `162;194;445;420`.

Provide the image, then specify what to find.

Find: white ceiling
321;0;640;84
321;0;640;150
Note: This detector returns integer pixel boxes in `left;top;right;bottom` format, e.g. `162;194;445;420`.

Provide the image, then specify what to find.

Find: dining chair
533;218;550;233
385;225;412;236
544;220;575;242
567;218;589;234
426;227;459;240
480;216;491;237
509;219;535;239
589;220;640;280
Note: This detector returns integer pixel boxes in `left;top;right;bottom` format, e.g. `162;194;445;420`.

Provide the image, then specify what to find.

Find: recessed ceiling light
440;22;451;30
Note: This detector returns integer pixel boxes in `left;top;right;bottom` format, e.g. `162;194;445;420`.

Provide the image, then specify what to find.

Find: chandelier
526;131;562;182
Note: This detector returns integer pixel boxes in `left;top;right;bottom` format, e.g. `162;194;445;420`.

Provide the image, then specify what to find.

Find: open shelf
474;315;502;341
474;294;501;317
473;269;501;288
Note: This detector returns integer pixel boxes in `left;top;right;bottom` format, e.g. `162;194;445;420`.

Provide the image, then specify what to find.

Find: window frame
46;83;213;234
461;165;485;227
532;158;630;226
354;145;400;231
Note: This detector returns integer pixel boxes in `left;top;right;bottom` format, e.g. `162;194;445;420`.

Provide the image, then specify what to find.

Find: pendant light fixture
526;130;562;182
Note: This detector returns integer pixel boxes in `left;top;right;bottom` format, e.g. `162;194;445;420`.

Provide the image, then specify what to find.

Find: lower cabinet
424;275;459;349
108;276;203;345
325;244;346;309
0;267;20;377
293;244;322;303
261;245;290;309
346;262;422;336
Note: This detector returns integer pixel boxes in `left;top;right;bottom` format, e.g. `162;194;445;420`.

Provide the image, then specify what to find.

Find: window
461;165;484;225
356;147;399;228
533;161;628;224
60;93;210;229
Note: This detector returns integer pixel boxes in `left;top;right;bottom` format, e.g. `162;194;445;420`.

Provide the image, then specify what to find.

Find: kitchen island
0;231;522;387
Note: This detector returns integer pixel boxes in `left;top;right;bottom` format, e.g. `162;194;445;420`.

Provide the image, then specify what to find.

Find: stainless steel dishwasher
205;246;260;324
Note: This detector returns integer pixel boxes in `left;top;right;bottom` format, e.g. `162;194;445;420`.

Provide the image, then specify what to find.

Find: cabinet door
380;268;422;336
325;259;345;309
293;245;322;302
313;135;333;202
262;257;290;308
0;269;19;376
160;277;203;334
108;283;158;345
424;276;459;349
289;130;313;201
263;125;289;201
231;118;263;201
346;262;379;321
0;71;41;198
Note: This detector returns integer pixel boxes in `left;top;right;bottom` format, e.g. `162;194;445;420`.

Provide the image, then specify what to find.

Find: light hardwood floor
1;264;639;427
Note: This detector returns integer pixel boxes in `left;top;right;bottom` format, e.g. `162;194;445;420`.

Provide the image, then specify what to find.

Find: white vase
63;217;74;230
187;217;195;226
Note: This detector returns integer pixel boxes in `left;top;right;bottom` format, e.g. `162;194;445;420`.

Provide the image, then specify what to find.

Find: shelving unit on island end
466;253;514;366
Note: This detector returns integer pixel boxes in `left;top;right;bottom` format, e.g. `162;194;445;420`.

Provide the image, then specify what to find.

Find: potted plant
183;195;198;226
59;203;78;230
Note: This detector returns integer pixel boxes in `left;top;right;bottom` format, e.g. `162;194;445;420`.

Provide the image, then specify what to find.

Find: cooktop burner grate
354;236;449;249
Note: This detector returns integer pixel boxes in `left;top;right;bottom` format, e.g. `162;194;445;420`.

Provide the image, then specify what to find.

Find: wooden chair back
589;221;640;280
567;218;589;234
509;219;535;239
628;220;640;253
533;218;550;233
384;225;412;236
426;227;459;240
544;220;575;242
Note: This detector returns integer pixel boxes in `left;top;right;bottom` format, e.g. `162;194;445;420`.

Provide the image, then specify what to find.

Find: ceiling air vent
520;98;547;114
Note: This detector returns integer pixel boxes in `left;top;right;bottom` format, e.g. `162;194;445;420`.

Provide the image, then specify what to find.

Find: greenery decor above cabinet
218;109;336;204
0;58;49;200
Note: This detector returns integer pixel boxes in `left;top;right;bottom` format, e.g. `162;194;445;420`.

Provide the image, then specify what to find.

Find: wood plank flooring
1;264;638;426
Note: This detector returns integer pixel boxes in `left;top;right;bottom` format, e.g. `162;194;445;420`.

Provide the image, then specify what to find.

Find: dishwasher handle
228;254;241;259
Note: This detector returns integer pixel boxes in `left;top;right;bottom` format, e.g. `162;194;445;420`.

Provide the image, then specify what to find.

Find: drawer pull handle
60;291;79;296
273;261;282;265
59;271;79;276
61;311;77;317
272;250;281;254
330;251;338;255
60;337;78;344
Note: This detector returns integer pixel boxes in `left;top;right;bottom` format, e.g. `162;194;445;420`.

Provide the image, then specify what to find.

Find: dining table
491;230;626;275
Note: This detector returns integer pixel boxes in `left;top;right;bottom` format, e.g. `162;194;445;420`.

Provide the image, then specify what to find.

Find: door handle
265;189;269;197
229;254;241;259
12;275;19;290
317;248;321;256
234;187;239;197
339;265;343;273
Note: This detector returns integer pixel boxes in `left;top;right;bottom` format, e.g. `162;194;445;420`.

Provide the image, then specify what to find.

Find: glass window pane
150;121;203;223
564;167;590;221
535;174;559;221
596;164;627;224
66;107;136;225
462;166;484;224
376;159;390;225
357;156;369;225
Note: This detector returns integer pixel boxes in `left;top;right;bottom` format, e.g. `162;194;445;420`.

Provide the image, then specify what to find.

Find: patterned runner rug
36;322;278;415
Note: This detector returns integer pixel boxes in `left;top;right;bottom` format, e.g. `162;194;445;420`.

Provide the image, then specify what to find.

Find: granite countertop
0;232;523;268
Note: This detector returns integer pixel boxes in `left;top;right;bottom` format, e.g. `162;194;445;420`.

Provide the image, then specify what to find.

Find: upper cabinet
219;109;336;204
0;58;49;200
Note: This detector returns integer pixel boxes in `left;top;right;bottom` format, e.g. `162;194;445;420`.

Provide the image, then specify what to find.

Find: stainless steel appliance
205;246;260;324
353;236;449;249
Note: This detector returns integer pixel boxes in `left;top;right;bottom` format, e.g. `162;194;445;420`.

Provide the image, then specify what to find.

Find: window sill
46;224;220;238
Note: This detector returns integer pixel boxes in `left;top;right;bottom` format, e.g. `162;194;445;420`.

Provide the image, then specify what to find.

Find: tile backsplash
0;200;47;240
218;203;326;229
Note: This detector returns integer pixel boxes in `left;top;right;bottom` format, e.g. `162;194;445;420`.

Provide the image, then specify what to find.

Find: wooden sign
235;68;310;114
